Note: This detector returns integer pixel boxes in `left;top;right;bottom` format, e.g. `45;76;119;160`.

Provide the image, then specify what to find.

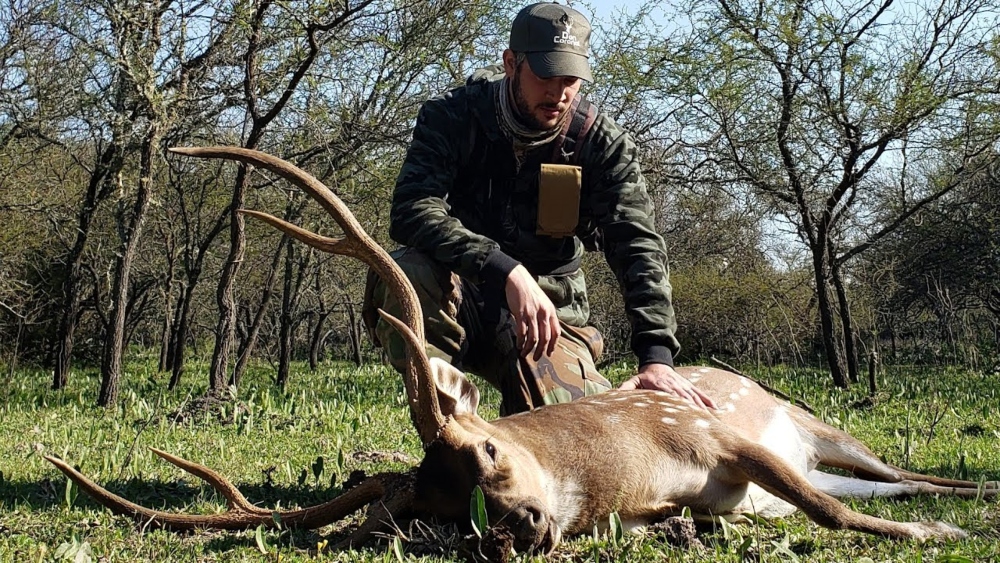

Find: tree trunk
167;286;195;390
276;241;311;389
308;315;330;370
158;233;176;373
276;242;295;389
812;248;848;388
347;301;362;367
830;254;859;384
307;266;330;371
51;144;121;389
52;280;83;390
867;348;879;396
166;209;228;388
232;235;285;388
99;131;158;406
208;166;249;392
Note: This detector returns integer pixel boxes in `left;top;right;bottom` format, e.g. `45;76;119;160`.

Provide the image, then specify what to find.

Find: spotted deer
47;147;997;554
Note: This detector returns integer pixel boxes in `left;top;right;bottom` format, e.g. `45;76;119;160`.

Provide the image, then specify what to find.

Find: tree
860;155;1000;363
672;0;1000;385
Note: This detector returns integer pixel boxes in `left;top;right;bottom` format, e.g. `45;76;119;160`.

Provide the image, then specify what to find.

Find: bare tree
673;0;1000;385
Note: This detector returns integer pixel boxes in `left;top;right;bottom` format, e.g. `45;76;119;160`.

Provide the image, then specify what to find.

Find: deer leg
808;470;995;499
792;409;997;491
887;465;998;490
724;441;967;540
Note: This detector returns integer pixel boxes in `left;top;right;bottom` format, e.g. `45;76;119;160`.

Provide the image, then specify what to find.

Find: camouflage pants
362;248;612;415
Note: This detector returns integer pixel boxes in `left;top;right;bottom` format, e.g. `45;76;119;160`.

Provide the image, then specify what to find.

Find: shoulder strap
551;95;597;165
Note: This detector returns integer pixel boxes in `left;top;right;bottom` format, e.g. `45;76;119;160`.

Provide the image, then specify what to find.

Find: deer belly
728;406;807;517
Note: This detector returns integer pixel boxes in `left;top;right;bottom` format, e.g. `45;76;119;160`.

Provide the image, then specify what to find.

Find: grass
0;358;998;562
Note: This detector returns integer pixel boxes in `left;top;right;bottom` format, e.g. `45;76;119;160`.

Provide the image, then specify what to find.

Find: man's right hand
505;265;561;360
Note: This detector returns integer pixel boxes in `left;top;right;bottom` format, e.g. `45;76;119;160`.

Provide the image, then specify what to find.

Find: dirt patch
166;390;238;425
650;516;704;551
462;524;515;563
351;451;414;465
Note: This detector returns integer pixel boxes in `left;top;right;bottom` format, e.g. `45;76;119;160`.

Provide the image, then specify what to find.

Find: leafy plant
470;485;488;538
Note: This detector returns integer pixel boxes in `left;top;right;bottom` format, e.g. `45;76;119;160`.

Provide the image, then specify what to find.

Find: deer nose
511;502;547;537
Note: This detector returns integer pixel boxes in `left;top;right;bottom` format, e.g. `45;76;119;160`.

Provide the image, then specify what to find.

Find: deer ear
429;358;481;417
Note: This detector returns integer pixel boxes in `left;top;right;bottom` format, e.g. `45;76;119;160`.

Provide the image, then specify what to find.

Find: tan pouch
536;163;581;237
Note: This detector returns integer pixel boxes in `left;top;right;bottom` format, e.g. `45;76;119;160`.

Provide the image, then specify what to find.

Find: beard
511;69;565;131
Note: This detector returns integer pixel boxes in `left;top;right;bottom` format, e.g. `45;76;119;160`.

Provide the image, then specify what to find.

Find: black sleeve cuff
481;249;521;291
480;250;521;322
637;345;674;368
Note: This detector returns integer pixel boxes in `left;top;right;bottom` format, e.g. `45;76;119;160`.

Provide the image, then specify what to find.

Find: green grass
0;360;998;562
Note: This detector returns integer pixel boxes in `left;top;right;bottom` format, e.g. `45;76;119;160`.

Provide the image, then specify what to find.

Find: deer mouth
501;502;561;554
534;519;562;554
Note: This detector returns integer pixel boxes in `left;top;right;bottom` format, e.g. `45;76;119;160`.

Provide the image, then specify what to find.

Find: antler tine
376;309;437;404
44;452;406;531
239;209;360;259
148;447;266;514
168;146;446;445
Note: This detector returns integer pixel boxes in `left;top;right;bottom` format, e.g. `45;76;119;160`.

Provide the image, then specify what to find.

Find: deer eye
484;441;497;462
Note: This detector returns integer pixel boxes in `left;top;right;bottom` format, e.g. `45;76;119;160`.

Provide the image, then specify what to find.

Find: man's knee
361;248;465;369
495;324;611;414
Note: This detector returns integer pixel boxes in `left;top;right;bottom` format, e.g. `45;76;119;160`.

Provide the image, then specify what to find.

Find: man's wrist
482;249;520;290
637;344;674;368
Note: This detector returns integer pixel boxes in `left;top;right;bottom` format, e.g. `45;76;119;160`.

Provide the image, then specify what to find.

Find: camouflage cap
509;2;593;82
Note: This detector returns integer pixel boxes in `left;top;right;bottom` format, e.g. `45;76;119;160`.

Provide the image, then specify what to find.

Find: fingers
534;311;560;361
504;268;561;360
681;387;709;410
514;303;559;360
519;314;538;358
619;371;717;411
692;387;718;410
544;317;560;358
618;376;640;391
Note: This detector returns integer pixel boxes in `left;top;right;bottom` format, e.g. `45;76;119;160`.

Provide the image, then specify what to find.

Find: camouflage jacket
390;67;679;367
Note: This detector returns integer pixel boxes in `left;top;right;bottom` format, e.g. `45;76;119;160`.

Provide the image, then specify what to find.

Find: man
363;2;715;414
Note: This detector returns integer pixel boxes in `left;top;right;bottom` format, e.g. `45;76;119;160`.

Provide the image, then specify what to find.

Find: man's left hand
619;364;717;410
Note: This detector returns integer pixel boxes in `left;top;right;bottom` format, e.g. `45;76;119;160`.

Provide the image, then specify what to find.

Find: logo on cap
554;14;580;47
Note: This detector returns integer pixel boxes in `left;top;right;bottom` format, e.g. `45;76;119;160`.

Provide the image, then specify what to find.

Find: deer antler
45;449;413;533
44;146;449;540
168;146;446;445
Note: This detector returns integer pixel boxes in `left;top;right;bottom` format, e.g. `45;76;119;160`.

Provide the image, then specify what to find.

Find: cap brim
525;51;593;82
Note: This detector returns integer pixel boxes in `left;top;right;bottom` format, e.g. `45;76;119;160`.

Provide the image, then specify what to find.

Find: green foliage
469;485;488;539
671;262;813;365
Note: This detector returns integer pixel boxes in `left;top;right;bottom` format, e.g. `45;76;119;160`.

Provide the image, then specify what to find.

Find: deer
46;147;997;556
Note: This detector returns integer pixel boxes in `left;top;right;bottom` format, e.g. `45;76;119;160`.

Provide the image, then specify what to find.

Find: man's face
503;49;582;130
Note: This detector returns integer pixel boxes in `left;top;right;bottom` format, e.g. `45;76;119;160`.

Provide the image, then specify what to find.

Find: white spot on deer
730;393;739;401
661;416;676;425
739;388;750;396
607;414;623;424
663;407;679;413
634;402;649;408
725;402;736;412
694;419;711;429
740;377;752;388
